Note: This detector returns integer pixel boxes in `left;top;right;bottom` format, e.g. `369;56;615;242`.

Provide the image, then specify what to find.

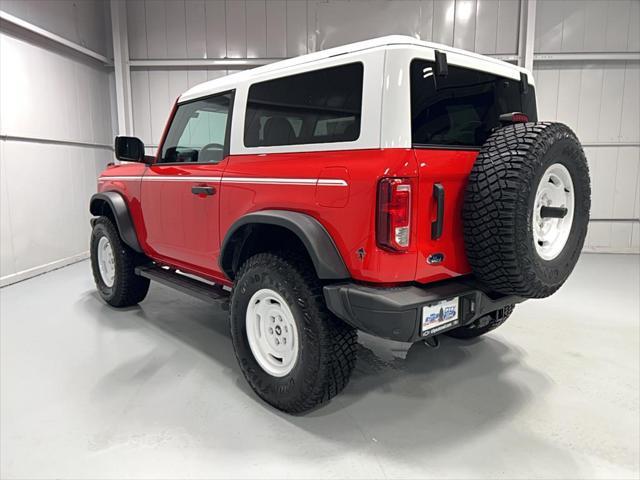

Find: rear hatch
409;57;537;284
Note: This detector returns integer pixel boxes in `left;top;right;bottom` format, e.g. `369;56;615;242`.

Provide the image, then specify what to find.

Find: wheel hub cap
97;236;115;287
245;289;299;377
533;163;575;261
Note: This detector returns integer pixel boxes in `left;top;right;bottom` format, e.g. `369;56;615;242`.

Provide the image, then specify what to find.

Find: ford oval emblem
427;253;445;264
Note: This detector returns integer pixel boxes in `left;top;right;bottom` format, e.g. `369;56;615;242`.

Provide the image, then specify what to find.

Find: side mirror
114;136;148;163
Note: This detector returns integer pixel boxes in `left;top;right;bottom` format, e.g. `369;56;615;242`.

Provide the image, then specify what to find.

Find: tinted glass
410;59;537;147
161;92;232;163
244;63;363;147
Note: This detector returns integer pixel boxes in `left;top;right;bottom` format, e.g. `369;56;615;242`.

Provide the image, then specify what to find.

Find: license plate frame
421;297;460;337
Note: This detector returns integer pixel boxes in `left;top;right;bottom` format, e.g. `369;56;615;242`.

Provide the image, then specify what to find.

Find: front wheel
90;216;150;307
230;252;357;414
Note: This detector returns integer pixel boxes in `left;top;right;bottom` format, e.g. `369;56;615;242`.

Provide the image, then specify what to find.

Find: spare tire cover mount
462;121;591;299
533;163;575;261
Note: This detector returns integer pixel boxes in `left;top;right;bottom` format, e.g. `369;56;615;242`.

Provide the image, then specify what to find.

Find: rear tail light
376;178;413;252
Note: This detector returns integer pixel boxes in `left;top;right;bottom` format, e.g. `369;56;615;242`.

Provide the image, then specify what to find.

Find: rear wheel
90;216;150;307
230;252;357;414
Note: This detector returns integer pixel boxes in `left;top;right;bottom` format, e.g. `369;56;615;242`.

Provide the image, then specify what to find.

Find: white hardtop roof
179;35;529;103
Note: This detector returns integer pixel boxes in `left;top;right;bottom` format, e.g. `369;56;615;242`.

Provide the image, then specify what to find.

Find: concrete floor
1;254;638;479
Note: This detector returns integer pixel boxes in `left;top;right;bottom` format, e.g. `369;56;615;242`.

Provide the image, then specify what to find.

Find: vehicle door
140;91;234;276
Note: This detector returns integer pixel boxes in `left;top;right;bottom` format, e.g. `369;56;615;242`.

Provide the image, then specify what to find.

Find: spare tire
463;122;590;298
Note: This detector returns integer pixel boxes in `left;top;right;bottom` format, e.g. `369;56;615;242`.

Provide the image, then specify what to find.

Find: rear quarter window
244;62;363;147
410;59;537;148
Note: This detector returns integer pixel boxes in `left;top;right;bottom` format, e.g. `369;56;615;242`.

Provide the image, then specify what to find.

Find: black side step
135;265;230;309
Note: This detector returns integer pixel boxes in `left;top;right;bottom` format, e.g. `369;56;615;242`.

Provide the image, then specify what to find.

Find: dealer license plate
421;297;460;336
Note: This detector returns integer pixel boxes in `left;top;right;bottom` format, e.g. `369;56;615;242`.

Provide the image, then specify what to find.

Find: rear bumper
323;277;524;343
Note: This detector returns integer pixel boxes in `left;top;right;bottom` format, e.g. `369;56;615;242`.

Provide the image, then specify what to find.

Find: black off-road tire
230;252;357;414
463;122;590;298
445;305;515;340
90;216;150;307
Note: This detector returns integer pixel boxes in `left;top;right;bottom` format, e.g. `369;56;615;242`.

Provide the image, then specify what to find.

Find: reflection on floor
1;253;638;479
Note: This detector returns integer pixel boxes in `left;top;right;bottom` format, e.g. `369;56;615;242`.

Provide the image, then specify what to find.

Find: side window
244;62;363;147
410;59;537;147
160;92;233;163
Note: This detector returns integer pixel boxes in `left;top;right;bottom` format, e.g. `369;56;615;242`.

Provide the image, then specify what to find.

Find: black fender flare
89;192;142;252
220;210;350;280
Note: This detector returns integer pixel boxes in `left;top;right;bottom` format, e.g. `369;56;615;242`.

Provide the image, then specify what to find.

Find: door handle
191;185;215;196
431;183;444;240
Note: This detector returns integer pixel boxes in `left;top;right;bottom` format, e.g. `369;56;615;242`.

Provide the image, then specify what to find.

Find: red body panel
221;149;418;283
98;147;475;286
140;161;227;273
413;149;476;282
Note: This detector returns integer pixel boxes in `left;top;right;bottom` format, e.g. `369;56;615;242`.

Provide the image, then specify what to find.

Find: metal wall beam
0;9;110;65
534;52;640;62
0;134;112;150
129;58;282;68
130;54;521;70
518;0;536;72
110;0;133;136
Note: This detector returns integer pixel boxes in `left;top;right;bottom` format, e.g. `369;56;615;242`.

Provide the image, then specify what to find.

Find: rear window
244;63;363;147
410;59;537;148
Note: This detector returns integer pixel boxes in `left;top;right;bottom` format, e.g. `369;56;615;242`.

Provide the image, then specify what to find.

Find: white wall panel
285;0;308;56
0;25;114;284
605;0;632;52
453;0;477;52
613;148;640;219
581;145;640;253
226;0;247;58
629;0;640;52
311;1;423;51
1;143;111;275
149;70;170;143
0;0;111;56
127;0;149;58
146;0;169;58
246;0;267;58
432;0;455;46
131;70;153;147
0;142;16;279
265;0;287;57
536;0;638;53
205;0;227;58
125;0;521;61
559;0;585;53
597;63;626;143
0;32;112;144
166;0;188;58
185;0;207;58
495;0;519;55
475;0;498;54
620;62;640;143
535;62;639;144
583;0;608;53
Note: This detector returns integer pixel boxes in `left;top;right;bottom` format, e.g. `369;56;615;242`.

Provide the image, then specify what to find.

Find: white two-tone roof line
99;176;348;187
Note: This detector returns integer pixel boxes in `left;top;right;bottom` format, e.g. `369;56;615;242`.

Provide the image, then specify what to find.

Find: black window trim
156;89;236;166
243;61;365;149
409;57;534;151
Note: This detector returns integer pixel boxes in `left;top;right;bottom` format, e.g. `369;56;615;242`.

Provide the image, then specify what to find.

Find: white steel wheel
245;288;299;377
97;236;116;287
533;163;575;261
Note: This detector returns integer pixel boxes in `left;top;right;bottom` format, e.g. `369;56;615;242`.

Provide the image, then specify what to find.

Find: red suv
90;36;590;414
